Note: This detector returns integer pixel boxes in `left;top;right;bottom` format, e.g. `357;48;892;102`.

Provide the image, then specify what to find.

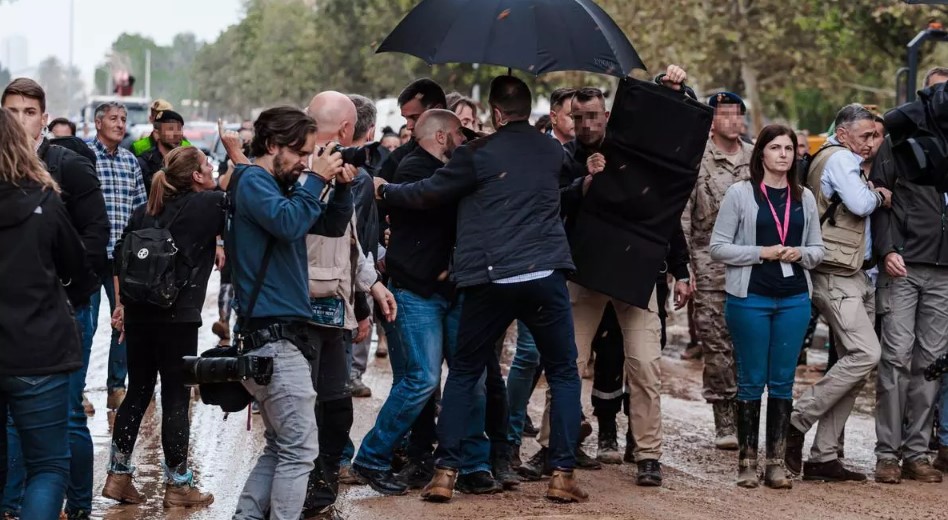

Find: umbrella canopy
377;0;646;78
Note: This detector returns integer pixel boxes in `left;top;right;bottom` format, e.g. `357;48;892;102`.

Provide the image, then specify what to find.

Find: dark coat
0;181;91;375
137;146;164;194
381;121;575;288
568;77;710;308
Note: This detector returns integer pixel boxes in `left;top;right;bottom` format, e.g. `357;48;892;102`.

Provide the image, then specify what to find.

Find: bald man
352;109;507;496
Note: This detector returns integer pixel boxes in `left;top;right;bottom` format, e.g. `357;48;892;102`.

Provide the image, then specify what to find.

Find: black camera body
182;353;273;387
323;142;381;169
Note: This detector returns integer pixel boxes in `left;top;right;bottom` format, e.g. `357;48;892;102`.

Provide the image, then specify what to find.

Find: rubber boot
736;400;760;488
596;413;623;464
712;399;738;450
764;397;793;489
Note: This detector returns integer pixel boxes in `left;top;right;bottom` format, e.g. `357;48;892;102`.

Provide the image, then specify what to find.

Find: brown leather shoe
102;473;145;504
211;319;231;340
163;483;214;508
902;458;943;483
874;459;901;484
546;470;588;503
421;467;457;503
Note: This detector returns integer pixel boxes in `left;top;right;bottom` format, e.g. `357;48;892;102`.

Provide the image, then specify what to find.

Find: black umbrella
377;0;646;77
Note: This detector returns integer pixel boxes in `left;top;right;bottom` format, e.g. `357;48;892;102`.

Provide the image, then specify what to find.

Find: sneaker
802;459;867;482
102;473;145;504
636;460;663;487
874;459;901;484
106;388;126;410
455;471;503;495
163;483;214;508
421;467;457;503
339;464;367;486
546;469;588;503
81;393;95;416
350;374;372;398
902;458;943;483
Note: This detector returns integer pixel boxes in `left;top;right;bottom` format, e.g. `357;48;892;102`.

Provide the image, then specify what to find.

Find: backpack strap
229;165;276;329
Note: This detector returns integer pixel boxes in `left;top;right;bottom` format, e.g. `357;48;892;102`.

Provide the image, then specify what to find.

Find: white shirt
820;137;878;260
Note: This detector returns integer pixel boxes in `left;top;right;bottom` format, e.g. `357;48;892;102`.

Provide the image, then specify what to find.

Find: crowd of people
1;61;948;520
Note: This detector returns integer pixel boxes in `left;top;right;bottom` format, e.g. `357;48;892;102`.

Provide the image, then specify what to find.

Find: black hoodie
0;181;91;376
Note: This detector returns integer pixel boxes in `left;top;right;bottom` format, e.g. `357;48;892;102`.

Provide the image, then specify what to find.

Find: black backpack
117;201;190;309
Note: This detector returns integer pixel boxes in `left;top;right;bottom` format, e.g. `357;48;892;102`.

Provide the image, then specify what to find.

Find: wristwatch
376;182;388;200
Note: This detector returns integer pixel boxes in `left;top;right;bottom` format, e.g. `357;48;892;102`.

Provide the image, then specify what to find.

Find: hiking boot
624;430;636;463
102;473;145;504
902;458;943;483
636;460;663;487
163;483;214;508
874;459;902;484
546;469;588;503
211;319;230;340
596;415;623;464
517;447;550;480
785;422;806;476
574;446;602;470
375;335;388;358
338;464;366;486
491;446;520;489
106;388;126;410
802;459;867;482
81;393;95;416
455;471;503;495
351;464;408;496
421;467;457;502
523;415;539;438
763;397;793;489
736;400;761;489
712;400;738;450
303;504;345;520
394;456;434;489
349;374;372;398
933;447;948;472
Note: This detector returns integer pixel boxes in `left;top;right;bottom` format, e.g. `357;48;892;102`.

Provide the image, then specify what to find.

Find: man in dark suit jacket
375;75;587;505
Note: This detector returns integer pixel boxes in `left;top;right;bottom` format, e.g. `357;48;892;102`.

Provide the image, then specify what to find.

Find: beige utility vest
806;146;869;276
306;214;360;330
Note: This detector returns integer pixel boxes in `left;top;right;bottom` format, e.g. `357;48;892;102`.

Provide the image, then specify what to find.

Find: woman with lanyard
710;124;824;489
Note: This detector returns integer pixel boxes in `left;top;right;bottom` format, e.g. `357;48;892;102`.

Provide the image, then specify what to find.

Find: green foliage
94;32;202;108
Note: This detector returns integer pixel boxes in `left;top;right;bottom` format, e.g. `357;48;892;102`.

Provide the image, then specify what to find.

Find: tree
36;56;85;118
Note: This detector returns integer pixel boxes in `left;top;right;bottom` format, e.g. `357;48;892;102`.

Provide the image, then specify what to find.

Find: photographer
225;107;350;520
104;146;225;508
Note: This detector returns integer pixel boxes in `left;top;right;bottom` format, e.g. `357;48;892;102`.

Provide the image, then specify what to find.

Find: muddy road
79;273;947;519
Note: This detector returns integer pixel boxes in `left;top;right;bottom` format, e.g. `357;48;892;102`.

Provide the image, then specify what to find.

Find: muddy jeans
875;265;948;462
234;340;318;520
693;289;737;403
792;271;880;463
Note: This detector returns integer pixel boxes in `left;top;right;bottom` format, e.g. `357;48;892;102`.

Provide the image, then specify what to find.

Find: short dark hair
250;106;318;158
488;76;532;119
348;94;377;141
2;78;46;112
48;117;76;135
833;103;874;130
397;78;446;110
550;88;576;110
572;87;605;108
924;66;948;88
534;114;552;132
447;92;477;115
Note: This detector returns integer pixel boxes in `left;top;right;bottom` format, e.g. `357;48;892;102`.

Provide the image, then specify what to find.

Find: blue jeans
355;288;491;475
90;271;127;391
506;322;540;447
437;272;580;471
726;292;811;401
3;306;94;516
0;374;71;520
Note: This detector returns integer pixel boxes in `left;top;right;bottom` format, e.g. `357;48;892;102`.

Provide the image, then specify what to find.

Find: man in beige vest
785;104;891;482
682;92;754;450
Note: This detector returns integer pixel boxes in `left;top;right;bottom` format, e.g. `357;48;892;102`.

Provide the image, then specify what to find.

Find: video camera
181;345;274;412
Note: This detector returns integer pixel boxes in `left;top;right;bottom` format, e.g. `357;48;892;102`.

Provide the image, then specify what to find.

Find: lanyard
760;182;790;245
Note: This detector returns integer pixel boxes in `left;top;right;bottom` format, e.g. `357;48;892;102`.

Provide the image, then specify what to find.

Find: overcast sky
0;0;242;87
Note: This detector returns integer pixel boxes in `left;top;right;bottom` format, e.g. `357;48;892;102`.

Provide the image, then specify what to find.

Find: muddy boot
736;400;760;488
162;461;214;508
596;414;623;464
763;397;793;489
934;447;948;472
712;400;738;450
546;469;589;503
102;473;144;504
491;444;520;490
421;467;458;503
902;457;943;483
338;464;366;486
874;459;902;484
517;447;550;480
785;421;805;476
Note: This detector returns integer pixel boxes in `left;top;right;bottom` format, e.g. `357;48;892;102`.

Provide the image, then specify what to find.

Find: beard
444;134;457;160
272;151;302;187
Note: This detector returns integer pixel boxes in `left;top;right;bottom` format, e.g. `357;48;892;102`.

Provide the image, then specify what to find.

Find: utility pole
145;48;151;100
67;0;74;116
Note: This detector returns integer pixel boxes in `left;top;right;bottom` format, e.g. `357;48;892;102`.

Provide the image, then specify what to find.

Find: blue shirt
821;136;879;260
225;165;353;322
89;138;147;258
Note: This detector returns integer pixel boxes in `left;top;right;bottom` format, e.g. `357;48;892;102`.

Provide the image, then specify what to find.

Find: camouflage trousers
694;289;737;402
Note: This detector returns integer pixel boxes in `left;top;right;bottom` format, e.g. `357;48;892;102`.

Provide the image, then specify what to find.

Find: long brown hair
750;124;802;202
146;146;204;216
0;108;59;192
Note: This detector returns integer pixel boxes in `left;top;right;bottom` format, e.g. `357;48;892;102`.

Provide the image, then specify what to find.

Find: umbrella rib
573;0;631;75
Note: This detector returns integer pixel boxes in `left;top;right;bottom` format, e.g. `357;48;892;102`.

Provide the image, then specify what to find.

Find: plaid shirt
89;138;147;258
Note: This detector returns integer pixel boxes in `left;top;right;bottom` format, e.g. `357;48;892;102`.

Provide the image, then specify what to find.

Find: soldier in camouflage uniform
682;92;754;450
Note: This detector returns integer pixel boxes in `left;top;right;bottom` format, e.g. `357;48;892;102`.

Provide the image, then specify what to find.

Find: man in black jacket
375;75;587;505
2;77;109;520
138;109;185;193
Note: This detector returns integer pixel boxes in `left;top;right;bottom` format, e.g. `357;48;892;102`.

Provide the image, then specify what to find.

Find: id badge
780;261;794;278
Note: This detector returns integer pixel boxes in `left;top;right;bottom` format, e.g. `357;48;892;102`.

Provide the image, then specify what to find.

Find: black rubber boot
736;400;761;488
764;397;793;489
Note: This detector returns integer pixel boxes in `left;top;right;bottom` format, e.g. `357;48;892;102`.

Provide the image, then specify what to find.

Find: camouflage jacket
682;139;754;290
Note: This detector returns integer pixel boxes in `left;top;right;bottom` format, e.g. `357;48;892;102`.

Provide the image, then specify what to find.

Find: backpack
117;201;190;309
